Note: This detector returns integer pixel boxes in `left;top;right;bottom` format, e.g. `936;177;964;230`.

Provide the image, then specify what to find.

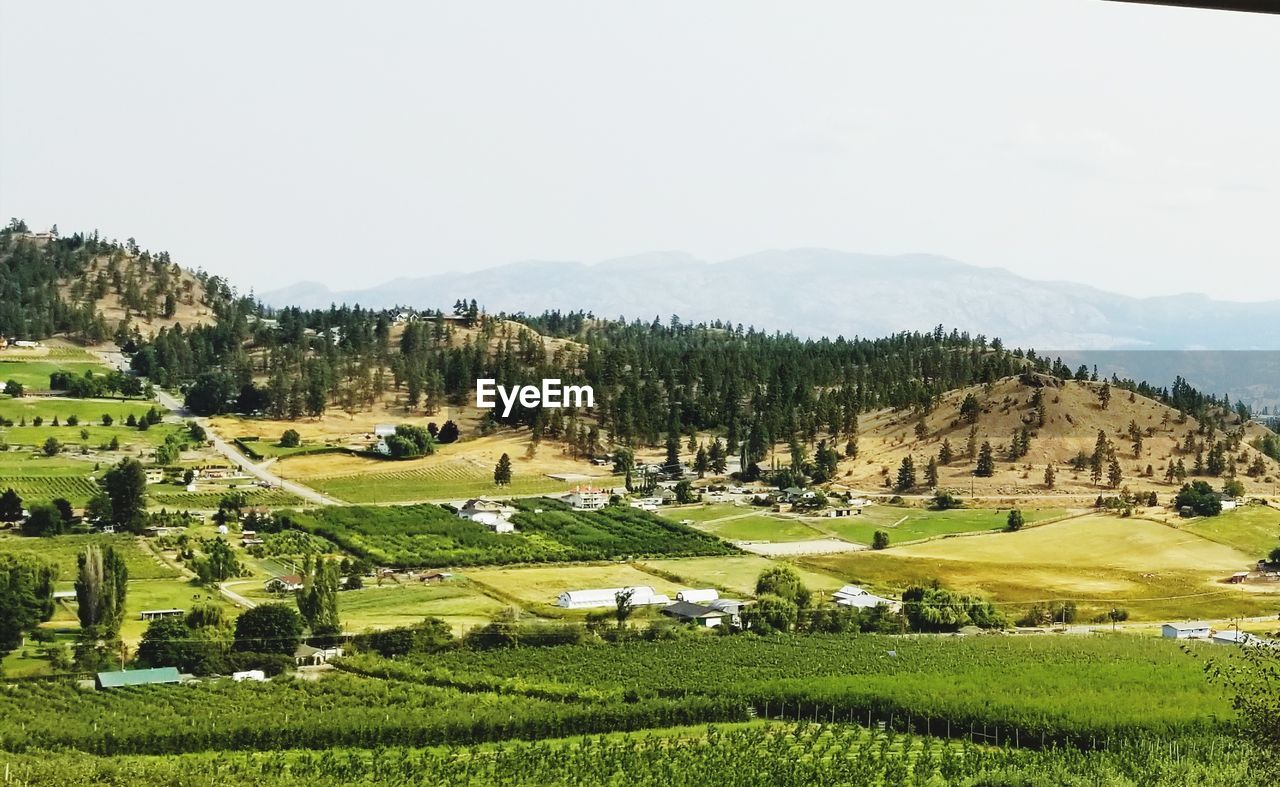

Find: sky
1;1;1277;301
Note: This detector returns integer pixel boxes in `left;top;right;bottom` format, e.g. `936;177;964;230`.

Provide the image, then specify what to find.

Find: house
458;499;517;532
264;575;304;593
1227;571;1250;585
556;586;669;609
661;601;730;628
139;608;184;621
144;469;165;484
832;584;900;612
1161;621;1211;640
566;486;609;510
232;669;267;682
676;588;719;604
706;598;750;627
827;508;854;518
294;643;344;666
96;667;181;689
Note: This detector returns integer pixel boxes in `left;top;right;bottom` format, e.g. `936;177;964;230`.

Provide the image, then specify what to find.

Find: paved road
218;580;259;610
93;348;339;507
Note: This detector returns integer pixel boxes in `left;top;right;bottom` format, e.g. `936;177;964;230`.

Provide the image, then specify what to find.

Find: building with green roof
95;667;181;689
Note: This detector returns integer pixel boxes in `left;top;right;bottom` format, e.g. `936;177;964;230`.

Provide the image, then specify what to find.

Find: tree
930;491;962;511
872;530;890;550
959;393;981;424
755;565;811;609
233;603;303;655
1175;480;1223;517
1098;382;1111;410
3;380;23;398
297;556;341;639
184;371;237;416
1006;509;1025;532
925;456;939;487
1107;456;1124;489
613;588;635;629
1044;464;1056;489
42;436;61;457
742;595;798;634
20;502;64;537
437;420;460;444
493;453;512;486
895;455;917;491
938;439;953;465
194;538;243;584
138;615;223;674
0;554;56;655
101;458;147;531
974;441;995;477
0;488;23;522
693;446;709;478
279;429;301;448
75;545;128;638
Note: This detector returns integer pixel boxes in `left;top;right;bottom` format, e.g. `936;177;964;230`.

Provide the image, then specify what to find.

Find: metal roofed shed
96;667;181;689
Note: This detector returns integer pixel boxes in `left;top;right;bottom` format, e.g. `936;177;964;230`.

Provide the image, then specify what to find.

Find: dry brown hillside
839;376;1280;497
60;250;216;336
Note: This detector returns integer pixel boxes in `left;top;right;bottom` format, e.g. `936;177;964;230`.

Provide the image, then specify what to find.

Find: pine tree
896;456;917;491
925;456;939;487
693;446;709;478
975;442;995;477
1044;464;1056;489
966;425;979;460
1098;382;1112;410
493;453;512;486
1107;456;1123;489
938;439;953;465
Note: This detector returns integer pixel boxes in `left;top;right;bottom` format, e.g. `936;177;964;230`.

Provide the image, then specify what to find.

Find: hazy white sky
1;1;1277;300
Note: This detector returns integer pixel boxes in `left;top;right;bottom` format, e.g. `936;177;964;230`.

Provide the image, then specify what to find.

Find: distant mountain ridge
262;249;1280;352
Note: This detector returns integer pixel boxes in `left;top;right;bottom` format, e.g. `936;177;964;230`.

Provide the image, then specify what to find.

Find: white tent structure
557;586;669;609
676;589;720;604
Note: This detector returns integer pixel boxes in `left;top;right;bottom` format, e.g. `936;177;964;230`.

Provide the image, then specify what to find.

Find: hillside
842;376;1280;497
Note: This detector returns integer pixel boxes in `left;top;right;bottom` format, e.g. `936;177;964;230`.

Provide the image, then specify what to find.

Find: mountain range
262;249;1280;352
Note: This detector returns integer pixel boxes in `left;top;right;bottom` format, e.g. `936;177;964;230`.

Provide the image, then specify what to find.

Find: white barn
1162;621;1211;640
557;586;670;609
832;584;900;612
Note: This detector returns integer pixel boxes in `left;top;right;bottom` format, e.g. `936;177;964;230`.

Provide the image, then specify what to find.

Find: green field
430;632;1234;743
284;498;735;568
0;452;102;505
0;533;181;581
244;579;508;635
1184;503;1280;557
0;397;159;425
681;511;829;542
297;461;582;503
147;484;301;509
639;555;846;597
808;506;1073;546
0;360;111;390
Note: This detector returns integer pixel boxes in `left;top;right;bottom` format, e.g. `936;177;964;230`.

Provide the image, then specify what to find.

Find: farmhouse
458;499;517;532
265;575;304;593
294;643;344;666
566;486;609;510
144;469;165;484
557;586;670;609
661;601;730;628
832;584;901;611
1161;621;1211;640
96;667;181;689
138;608;184;621
706;598;750;627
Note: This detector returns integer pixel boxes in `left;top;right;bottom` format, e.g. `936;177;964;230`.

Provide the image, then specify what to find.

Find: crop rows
147;488;300;508
284;498;735;568
0;475;101;504
427;632;1237;745
304;462;578;503
0;674;742;755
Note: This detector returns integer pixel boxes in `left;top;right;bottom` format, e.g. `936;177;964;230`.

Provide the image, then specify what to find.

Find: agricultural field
1184;503;1280;557
463;562;684;612
271;432;608;503
245;579;508;635
430;632;1235;744
0;533;180;581
0;397;161;427
0;723;1258;786
283;499;734;568
802;515;1280;621
0;359;111;390
679;510;830;542
638;555;846;597
0;452;102;505
117;579;236;645
806;505;1074;547
147;483;301;509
